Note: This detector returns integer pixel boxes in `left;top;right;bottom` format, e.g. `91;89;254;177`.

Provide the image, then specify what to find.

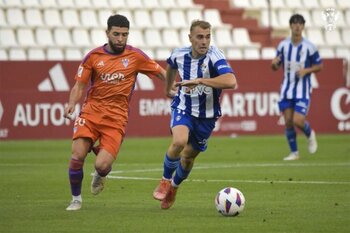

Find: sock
68;158;84;196
72;195;82;202
173;163;191;187
163;153;180;180
285;128;298;153
302;121;312;137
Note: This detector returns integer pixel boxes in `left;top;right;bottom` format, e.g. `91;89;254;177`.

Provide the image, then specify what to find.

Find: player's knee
172;139;187;151
69;158;84;170
95;163;112;177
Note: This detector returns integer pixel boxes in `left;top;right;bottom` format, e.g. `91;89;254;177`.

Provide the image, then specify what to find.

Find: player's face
189;26;211;59
106;26;129;54
290;22;304;37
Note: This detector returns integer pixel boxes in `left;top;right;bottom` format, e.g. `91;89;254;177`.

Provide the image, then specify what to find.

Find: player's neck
291;35;302;45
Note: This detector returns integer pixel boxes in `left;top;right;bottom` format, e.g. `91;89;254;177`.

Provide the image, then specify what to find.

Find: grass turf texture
0;135;349;233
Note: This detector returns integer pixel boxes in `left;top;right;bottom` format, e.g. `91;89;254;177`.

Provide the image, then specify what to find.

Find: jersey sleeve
211;46;234;75
74;53;93;84
309;43;322;65
135;52;163;76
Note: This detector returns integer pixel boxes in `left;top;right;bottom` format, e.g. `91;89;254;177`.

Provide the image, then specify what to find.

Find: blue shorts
170;109;217;152
278;98;310;116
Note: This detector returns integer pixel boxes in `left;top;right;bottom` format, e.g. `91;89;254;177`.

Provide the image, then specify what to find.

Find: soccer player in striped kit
271;14;322;161
153;20;238;209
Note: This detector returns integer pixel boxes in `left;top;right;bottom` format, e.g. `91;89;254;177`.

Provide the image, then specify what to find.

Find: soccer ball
215;187;245;217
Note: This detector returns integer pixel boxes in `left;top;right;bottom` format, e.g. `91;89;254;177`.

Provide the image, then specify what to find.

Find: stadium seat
0;9;7;27
25;9;44;27
169;10;188;29
335;47;350;61
162;29;181;48
144;29;163;48
141;48;155;59
301;0;319;9
261;47;276;59
38;0;56;7
80;10;99;28
53;28;73;47
47;48;64;60
28;48;46;60
151;9;170;29
260;10;280;28
35;28;55;47
232;28;260;48
143;0;160;9
74;0;93;9
186;8;203;24
306;28;326;46
3;0;22;7
43;9;62;27
319;0;337;8
116;9;135;27
226;48;243;60
176;0;201;9
243;48;260;59
0;49;8;60
56;0;75;8
17;28;36;47
72;28;91;47
0;28;17;47
22;0;40;7
9;48;27;60
159;0;177;9
134;10;152;29
6;8;25;27
91;0;109;8
128;29;146;47
109;0;126;8
62;9;80;28
65;48;83;60
311;10;325;28
285;0;303;9
346;10;350;26
319;47;335;58
203;9;230;28
215;28;234;48
270;0;286;9
125;0;143;9
230;0;251;8
179;28;191;46
342;29;350;46
155;48;171;60
98;9;114;27
337;0;350;9
250;0;268;9
324;29;343;47
90;28;107;46
277;9;294;29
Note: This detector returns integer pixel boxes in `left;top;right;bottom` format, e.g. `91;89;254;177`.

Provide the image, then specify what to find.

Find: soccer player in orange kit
63;14;168;211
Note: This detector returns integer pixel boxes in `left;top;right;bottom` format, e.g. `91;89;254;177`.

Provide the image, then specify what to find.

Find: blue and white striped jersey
276;37;322;100
167;45;234;118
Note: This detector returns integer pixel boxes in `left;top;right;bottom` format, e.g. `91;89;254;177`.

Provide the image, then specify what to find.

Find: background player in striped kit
271;14;323;161
153;20;237;209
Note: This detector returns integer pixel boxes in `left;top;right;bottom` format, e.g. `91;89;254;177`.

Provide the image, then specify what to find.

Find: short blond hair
190;20;211;32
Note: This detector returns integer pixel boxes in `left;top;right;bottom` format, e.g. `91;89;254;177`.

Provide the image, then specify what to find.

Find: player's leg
91;129;122;195
66;137;92;211
161;117;215;209
279;100;299;160
293;100;317;154
153;125;189;200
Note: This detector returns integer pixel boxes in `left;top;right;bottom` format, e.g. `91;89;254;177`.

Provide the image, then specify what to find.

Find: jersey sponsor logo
217;64;230;70
97;61;104;67
100;72;125;84
181;84;212;96
37;63;70;92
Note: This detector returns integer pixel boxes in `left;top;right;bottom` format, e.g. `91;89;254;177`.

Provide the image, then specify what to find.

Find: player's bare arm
271;55;282;70
64;81;86;118
165;65;178;98
296;64;323;78
176;73;237;90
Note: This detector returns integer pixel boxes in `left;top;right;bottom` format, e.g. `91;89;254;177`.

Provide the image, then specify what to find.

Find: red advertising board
0;59;348;140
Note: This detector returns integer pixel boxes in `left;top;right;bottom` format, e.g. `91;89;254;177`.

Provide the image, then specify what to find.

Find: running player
64;14;167;210
153;20;238;209
271;14;322;161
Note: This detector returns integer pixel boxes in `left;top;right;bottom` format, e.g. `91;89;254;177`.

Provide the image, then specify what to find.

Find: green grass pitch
0;135;349;233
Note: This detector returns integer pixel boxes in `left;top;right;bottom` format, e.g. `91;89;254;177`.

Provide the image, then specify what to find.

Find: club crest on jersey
122;58;129;68
200;64;207;73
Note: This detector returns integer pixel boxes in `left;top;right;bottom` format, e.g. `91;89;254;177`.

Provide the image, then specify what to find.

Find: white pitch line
106;175;350;185
108;162;350;174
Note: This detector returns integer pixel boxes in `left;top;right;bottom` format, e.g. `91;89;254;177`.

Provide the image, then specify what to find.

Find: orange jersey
75;44;162;123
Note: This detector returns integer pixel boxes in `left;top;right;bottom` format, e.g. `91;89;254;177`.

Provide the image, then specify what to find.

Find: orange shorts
72;113;126;159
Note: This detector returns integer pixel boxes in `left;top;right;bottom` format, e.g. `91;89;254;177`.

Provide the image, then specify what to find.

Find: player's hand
272;55;281;66
296;68;308;78
175;79;200;89
64;105;76;120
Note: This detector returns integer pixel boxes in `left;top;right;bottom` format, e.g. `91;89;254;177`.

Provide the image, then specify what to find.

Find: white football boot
66;200;82;211
91;171;106;195
283;152;300;161
308;130;318;154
